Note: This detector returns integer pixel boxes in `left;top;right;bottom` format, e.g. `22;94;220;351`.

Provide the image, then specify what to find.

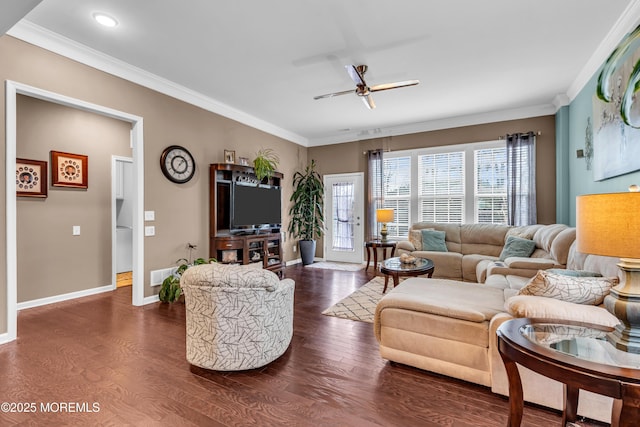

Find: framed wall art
224;149;236;164
16;158;48;198
51;151;88;189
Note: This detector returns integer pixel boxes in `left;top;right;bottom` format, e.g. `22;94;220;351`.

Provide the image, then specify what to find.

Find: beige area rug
321;276;392;323
306;261;366;271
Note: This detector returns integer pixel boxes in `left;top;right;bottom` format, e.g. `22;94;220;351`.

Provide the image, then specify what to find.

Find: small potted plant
159;243;216;303
288;160;324;265
253;148;279;182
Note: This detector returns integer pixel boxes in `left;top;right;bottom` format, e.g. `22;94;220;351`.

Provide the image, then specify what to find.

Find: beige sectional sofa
396;222;576;283
375;223;622;423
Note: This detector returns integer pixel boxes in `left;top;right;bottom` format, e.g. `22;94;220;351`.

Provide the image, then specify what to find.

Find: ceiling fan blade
370;79;420;92
313;89;355;100
362;94;376;110
346;65;367;86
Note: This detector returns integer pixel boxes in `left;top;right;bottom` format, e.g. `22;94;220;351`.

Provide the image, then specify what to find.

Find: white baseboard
17;284;114;311
0;332;11;345
143;294;160;304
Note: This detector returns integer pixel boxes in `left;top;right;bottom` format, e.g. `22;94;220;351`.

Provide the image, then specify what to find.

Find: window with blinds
380;140;508;239
382;156;410;237
475;147;507;224
418;152;464;223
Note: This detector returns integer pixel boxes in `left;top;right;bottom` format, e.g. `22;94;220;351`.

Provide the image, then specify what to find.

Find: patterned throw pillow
518;270;618;305
409;230;423;250
499;236;536;261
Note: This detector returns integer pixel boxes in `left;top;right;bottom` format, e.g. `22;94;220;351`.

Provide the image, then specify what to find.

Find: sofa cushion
412;251;462;279
459;224;509;257
549;227;576;266
376;278;505;323
533;224;568;253
499;236;536;261
462;254;497;282
505;295;620;327
485;274;530;290
518;270;618;305
421;229;448;252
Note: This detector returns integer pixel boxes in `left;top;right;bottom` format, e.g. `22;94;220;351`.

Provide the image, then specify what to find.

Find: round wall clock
160;145;196;184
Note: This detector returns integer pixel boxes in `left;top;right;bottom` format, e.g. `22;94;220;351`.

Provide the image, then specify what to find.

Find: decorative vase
299;239;316;266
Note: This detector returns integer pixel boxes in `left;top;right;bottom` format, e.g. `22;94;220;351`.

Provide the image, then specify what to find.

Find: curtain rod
362;148;392;155
498;131;541;140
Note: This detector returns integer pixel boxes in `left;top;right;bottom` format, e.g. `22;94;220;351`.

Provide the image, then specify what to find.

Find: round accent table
365;240;397;272
497;318;640;427
379;257;435;293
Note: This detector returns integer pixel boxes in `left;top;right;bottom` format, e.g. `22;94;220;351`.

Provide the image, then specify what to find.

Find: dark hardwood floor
0;265;606;426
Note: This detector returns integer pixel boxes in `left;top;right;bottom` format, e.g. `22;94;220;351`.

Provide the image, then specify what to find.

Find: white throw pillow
505;295;620;328
517;270;618;305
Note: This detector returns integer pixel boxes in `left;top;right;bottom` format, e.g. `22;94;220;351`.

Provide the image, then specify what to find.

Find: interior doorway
323;173;364;263
4;80;145;344
113;156;134;288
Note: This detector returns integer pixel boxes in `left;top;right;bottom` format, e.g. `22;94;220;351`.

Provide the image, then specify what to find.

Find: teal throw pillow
420;229;448;252
499;236;536;261
547;268;602;278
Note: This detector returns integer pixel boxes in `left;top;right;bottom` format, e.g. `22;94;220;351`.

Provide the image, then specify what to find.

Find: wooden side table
380;257;435;292
365;240;396;271
497;318;640;427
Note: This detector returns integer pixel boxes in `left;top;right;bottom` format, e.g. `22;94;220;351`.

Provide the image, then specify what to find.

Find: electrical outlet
145;226;155;236
292;245;297;253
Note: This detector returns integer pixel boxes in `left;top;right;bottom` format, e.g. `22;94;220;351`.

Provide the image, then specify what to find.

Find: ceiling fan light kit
314;64;419;109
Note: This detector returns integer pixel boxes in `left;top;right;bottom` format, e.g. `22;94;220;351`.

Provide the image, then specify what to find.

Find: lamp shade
376;208;394;223
576;192;640;259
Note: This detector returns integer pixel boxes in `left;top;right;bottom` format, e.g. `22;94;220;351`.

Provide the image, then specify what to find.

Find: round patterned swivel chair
181;263;294;371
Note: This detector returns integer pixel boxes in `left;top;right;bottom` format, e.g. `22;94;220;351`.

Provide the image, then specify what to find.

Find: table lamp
576;189;640;353
376;209;394;242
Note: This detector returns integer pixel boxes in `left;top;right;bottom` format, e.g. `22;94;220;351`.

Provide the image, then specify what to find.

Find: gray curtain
506;132;537;226
367;149;383;240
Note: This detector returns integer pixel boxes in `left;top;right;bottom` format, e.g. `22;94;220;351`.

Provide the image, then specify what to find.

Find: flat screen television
231;183;281;233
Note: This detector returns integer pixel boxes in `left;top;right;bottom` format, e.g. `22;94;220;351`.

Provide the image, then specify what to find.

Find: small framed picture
238;156;249;166
16;158;48;198
224;149;236;164
51;151;88;189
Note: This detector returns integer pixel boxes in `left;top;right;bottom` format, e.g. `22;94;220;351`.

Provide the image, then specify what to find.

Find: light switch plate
72;225;81;236
144;210;155;221
144;226;155;236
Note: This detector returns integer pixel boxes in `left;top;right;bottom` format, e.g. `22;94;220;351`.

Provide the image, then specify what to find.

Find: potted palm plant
288;160;324;265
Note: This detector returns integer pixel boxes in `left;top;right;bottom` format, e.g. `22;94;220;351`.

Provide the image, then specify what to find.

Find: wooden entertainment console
209;163;285;277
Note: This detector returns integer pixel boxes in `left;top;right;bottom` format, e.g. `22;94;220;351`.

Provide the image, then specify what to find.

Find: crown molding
306;103;556;147
566;0;640;102
7;20;310;147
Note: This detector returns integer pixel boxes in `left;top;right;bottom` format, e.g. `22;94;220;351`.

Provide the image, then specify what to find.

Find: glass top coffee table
497;318;640;426
379;257;435;293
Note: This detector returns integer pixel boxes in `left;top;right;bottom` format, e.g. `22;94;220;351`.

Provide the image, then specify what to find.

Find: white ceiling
5;0;640;146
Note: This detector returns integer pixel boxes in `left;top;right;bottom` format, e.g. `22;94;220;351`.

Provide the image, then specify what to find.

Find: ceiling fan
314;65;419;109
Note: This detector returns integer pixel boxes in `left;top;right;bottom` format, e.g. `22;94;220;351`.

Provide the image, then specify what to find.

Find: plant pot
299;239;316;266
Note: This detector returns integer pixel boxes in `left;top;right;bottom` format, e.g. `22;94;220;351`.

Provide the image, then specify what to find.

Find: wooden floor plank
0;265;606;426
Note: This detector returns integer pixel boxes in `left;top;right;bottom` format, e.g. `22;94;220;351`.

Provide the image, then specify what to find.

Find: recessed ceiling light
92;12;118;28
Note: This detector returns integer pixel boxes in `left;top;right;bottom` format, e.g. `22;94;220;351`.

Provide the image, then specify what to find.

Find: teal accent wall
555;105;570;225
560;71;640;226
